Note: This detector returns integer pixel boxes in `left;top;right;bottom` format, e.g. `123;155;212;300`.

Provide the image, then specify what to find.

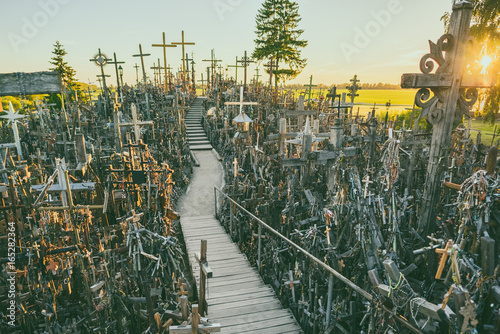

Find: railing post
258;223;262;273
229;201;234;239
214;188;217;219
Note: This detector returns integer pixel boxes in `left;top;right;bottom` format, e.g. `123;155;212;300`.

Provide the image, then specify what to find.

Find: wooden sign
0;71;61;96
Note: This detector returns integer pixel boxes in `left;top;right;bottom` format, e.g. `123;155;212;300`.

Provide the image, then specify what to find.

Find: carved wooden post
401;1;492;234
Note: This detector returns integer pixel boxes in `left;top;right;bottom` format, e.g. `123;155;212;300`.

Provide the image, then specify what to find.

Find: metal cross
304;75;317;109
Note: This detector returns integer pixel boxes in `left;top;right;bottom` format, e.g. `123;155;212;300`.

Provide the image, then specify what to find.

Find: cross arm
401;73;492;89
195;252;213;278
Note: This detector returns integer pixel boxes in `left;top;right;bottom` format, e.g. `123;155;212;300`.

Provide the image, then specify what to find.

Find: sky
0;0;453;87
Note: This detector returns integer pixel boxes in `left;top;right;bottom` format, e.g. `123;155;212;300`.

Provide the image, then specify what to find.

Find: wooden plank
237;323;301;334
208;290;273;305
217;308;293;327
210;295;278;311
210;300;283;319
223;314;296;333
207;281;264;294
0;71;61;96
208;275;262;288
207;286;271;300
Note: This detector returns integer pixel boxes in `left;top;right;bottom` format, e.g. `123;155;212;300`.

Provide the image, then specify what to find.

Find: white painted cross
119;103;154;142
1;102;27;159
225;86;258;123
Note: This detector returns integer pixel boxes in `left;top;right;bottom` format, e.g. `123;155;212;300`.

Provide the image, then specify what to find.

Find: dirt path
177;151;224;217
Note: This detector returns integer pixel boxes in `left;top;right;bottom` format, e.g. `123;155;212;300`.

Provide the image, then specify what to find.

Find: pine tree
252;0;308;86
49;41;82;105
49;41;77;88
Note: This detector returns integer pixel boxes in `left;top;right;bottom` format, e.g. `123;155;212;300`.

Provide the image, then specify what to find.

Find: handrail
214;186;373;301
213;186;425;334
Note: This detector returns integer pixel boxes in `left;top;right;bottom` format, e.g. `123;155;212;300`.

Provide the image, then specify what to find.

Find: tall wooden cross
171;31;195;91
133;63;140;85
198;74;207;95
346;74;361;115
304;75;317;109
185;53;194;89
89;49;111;110
152;32;177;92
107;52;125;102
228;56;240;83
202;49;222;88
264;57;278;89
132;44;151;118
237;51;254;94
401;1;492;234
254;67;261;84
150;62;162;87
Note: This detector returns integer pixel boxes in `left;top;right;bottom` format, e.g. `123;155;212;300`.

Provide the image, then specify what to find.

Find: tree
471;1;500;124
49;41;82;106
252;0;308;87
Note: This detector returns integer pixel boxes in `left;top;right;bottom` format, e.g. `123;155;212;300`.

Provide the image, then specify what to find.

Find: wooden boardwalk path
178;108;302;332
186;98;212;151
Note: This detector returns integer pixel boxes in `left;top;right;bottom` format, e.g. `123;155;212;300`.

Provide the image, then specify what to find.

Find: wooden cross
435;240;453;279
228;56;240;83
237;51;254;93
264;57;278;88
194;239;213;316
171;31;195;91
362;175;373;199
152;32;177;92
232;157;238;179
133;63;140;85
197;74;207;95
119;103;154;143
107;52;125;102
132;44;151;118
346;74;361;115
150;61;162;87
254;67;261;86
169;304;220;334
202;49;222;88
304;75;317;109
401;1;493;234
284;270;300;303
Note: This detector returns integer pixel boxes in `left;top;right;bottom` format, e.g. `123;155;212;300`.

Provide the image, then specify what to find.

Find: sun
480;55;492;74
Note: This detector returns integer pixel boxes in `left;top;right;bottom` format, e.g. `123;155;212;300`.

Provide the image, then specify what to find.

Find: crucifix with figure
132;44;151;118
152;32;177;92
171;30;195;92
401;1;493;234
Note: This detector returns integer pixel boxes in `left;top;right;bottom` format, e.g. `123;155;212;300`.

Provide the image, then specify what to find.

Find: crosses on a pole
152;32;177;92
203;49;222;89
264;57;278;89
228;56;240;84
401;1;493;234
346;74;361;115
171;30;195;92
237;51;254;94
